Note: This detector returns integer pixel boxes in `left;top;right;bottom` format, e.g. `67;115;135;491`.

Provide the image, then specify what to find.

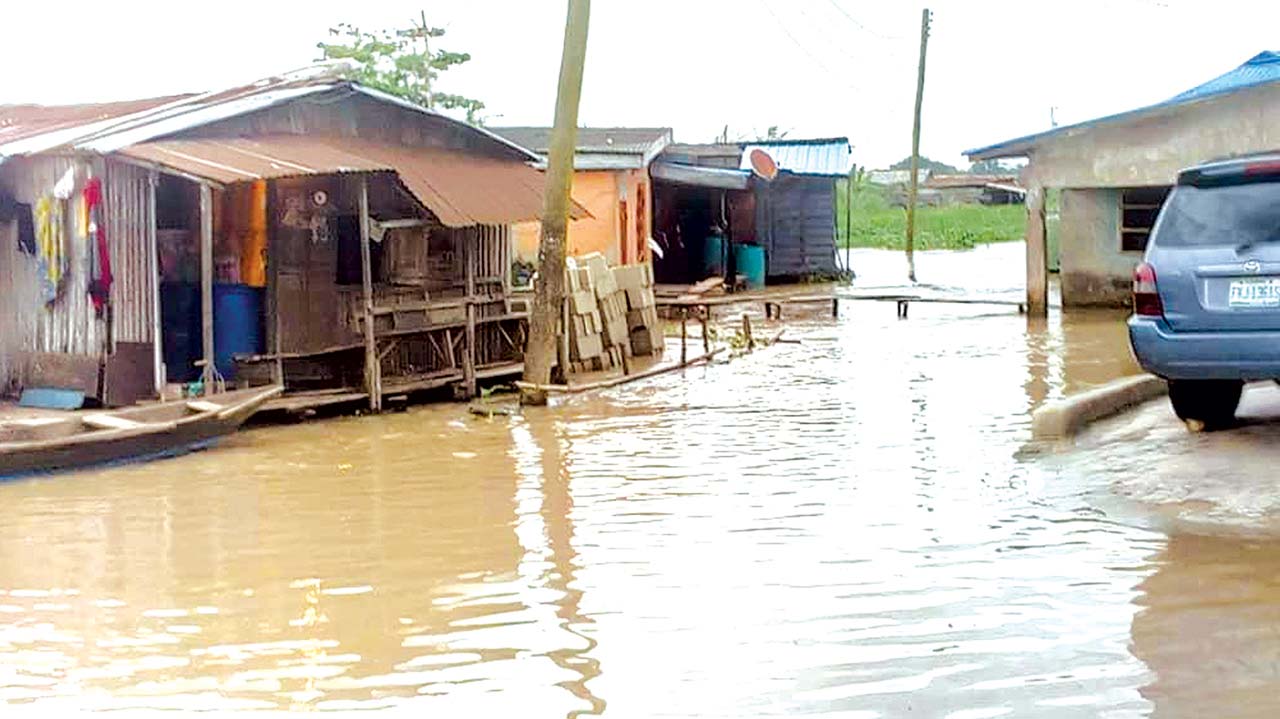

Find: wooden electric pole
905;8;931;284
521;0;591;406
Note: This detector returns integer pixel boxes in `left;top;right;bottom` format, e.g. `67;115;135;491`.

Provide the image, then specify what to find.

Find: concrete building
966;51;1280;313
491;127;672;268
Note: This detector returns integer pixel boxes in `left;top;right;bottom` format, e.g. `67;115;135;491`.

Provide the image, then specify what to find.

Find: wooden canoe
0;385;283;477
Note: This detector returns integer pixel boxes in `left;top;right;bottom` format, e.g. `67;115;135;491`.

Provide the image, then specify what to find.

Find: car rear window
1154;181;1280;247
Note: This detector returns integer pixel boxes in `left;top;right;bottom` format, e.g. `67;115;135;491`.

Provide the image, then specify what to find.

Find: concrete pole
522;0;591;406
1025;184;1048;317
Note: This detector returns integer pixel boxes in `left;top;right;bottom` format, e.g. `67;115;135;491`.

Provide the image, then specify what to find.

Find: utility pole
904;7;931;284
521;0;591;406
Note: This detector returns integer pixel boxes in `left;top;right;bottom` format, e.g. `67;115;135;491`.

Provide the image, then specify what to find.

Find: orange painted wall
513;168;652;266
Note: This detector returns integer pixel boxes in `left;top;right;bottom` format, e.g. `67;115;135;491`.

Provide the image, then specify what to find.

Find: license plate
1228;278;1280;308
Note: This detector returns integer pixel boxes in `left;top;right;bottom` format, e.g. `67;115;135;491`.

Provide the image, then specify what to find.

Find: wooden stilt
146;170;163;397
680;308;688;364
199;184;215;394
742;313;754;350
463;229;477;398
700;312;710;353
358;176;382;412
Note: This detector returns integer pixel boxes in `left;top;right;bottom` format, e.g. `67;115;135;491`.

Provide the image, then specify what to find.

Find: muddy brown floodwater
1;243;1276;717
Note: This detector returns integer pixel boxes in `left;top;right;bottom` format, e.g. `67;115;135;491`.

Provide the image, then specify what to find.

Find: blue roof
740;138;853;177
967;51;1280;160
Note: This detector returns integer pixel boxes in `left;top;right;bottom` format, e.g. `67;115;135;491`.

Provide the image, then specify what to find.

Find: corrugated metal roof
489;127;672;171
120;136;584;228
491;127;672;155
967;51;1280;160
651;161;752;190
0;95;190;147
0;66;541;165
739;139;853;177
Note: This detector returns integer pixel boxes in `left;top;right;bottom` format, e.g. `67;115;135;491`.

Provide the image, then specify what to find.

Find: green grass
835;184;1027;251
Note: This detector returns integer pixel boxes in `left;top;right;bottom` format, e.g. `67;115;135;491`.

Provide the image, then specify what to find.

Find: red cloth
84;177;112;315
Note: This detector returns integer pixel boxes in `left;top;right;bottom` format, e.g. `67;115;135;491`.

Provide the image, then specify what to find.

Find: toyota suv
1129;155;1280;427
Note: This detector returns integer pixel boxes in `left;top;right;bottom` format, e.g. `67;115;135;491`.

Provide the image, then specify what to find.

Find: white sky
1;0;1277;169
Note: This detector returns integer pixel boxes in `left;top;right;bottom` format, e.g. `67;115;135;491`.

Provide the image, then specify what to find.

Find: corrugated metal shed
119;136;585;227
756;175;839;277
967;50;1280;160
740;139;853;177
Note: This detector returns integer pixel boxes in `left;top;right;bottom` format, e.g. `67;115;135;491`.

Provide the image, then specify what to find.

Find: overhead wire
823;0;902;41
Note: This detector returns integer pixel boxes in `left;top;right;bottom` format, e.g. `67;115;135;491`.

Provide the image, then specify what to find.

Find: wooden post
147;170;164;398
742;313;754;350
199;184;215;393
463;229;477;398
1025;184;1048;317
521;0;591;406
680;308;688;364
904;8;931;284
832;297;839;318
556;295;570;384
265;181;283;386
358;176;382;412
700;311;710;353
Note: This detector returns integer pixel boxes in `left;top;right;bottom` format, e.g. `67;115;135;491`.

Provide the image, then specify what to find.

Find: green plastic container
735;244;766;289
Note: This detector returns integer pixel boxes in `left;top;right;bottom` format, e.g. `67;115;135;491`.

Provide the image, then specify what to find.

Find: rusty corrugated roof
0;95;191;147
120;135;585;227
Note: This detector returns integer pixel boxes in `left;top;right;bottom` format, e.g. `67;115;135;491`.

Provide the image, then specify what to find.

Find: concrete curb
1032;374;1168;439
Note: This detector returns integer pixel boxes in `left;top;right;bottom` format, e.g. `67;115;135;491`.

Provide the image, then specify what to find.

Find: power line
756;0;873;94
824;0;901;40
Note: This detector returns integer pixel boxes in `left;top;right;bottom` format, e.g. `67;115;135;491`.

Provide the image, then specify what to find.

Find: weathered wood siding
756;175;839;278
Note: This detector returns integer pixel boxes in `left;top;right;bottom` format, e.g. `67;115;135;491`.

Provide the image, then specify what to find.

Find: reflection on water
0;244;1274;716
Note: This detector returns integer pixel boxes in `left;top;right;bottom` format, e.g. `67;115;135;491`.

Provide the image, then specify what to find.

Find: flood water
1;242;1276;716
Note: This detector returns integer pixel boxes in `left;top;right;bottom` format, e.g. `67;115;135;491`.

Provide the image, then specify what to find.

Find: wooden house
0;67;577;413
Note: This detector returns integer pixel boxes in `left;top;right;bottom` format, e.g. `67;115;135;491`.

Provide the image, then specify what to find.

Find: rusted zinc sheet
0;96;188;151
119;135;587;227
0;157;106;390
103;159;155;344
0;157;155;391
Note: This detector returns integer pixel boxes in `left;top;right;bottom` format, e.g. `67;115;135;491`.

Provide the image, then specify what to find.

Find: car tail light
1133;262;1163;317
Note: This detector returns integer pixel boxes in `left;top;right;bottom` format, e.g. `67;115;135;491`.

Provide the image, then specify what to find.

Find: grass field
836;183;1027;251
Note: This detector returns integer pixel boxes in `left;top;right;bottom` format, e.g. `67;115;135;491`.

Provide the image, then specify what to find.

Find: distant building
649;138;853;284
490;127;672;267
922;174;1024;206
967;51;1280;309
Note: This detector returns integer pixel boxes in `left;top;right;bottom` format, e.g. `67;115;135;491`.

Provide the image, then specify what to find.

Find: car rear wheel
1167;379;1243;428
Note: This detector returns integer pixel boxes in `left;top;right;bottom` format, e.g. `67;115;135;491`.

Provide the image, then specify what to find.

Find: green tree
967;158;1023;175
888;155;960;174
317;16;485;123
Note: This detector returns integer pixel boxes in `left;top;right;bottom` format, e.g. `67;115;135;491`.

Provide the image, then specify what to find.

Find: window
1120;186;1172;252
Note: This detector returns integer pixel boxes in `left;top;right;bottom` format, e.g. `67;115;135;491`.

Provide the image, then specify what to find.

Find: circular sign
749;149;779;181
312;190;329;207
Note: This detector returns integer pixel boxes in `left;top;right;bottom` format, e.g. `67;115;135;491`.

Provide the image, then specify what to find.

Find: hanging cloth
34;195;67;305
83;177;112;316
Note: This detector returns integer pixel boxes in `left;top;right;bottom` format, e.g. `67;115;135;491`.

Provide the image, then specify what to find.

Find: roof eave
349;85;542;164
965;77;1280;161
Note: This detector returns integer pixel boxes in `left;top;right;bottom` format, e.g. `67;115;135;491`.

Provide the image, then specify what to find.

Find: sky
1;0;1278;169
